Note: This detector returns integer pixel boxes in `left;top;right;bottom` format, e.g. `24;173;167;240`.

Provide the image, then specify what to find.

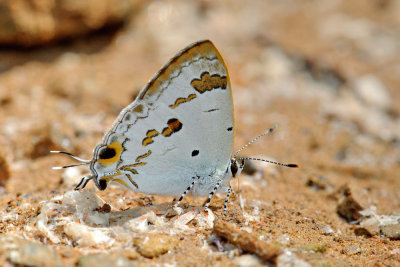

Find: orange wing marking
124;173;139;189
120;162;147;176
135;150;152;162
142;129;159;146
169;94;197;109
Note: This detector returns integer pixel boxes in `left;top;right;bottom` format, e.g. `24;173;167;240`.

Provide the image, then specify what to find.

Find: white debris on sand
277;249;311;267
359;206;400;229
33;190;216;248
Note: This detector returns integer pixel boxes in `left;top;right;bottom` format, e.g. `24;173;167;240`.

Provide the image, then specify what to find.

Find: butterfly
52;40;297;215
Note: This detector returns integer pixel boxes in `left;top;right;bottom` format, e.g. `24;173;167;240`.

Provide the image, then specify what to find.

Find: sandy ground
0;0;400;266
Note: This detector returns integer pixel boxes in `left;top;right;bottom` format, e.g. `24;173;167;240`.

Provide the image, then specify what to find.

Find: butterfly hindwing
91;40;234;197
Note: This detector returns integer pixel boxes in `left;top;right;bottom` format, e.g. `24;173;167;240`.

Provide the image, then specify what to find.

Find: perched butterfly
52;40;297;214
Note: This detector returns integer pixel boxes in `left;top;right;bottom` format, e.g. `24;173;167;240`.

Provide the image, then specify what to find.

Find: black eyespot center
99;147;116;160
227;127;233;132
99;179;107;190
192;150;199;157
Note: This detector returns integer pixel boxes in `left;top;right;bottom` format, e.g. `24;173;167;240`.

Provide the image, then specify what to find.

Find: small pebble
337;187;364;221
7;241;63;267
133;234;178;258
343;245;361;255
234;254;262;267
77;253;135;267
355;218;380;237
277;249;311;267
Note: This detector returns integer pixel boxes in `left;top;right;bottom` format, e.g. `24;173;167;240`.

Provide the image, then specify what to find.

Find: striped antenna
238;157;298;168
50;151;91;169
233;125;277;158
50;151;91;163
52;162;90;170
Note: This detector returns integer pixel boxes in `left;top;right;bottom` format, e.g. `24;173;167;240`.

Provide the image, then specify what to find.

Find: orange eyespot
97;141;123;165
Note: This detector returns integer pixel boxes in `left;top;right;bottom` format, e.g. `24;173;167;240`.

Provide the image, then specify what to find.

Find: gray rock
7;240;63;267
380;224;400;240
0;0;141;47
77;253;135;267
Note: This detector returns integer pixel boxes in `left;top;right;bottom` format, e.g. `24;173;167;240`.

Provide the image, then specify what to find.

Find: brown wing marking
190;72;227;94
161;118;182;137
169;94;197;109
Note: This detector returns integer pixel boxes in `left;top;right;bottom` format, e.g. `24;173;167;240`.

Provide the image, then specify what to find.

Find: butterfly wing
90;40;234;197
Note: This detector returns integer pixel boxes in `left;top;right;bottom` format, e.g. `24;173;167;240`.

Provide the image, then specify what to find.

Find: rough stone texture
0;0;142;47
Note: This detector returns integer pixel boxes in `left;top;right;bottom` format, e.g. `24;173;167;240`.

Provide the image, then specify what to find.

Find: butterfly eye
98;179;108;190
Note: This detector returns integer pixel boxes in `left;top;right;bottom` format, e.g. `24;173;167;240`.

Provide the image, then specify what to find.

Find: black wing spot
227;127;233;132
191;150;199;157
204;108;219;113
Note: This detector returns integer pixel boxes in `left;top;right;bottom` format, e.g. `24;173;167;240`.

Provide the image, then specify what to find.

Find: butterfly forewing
91;40;234;197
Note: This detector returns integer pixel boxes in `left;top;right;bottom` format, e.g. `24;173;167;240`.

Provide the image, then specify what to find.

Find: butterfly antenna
238;157;298;168
52;162;90;170
50;151;91;170
50;151;91;163
233;125;277;158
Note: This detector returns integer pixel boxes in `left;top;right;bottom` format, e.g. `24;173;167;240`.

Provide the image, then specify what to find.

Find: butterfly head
228;158;245;178
87;134;128;190
51;133;128;191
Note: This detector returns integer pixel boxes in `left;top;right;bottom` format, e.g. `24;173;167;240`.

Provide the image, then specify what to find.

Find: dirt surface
1;0;400;266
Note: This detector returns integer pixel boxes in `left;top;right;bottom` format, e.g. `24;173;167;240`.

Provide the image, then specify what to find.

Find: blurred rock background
0;0;399;266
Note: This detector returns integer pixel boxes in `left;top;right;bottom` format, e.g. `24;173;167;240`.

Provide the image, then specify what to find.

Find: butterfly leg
231;188;236;196
75;175;93;190
204;179;223;213
174;176;198;208
223;186;233;215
